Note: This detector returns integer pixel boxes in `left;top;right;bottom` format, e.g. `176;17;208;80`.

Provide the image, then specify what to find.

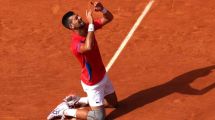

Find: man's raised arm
91;1;114;25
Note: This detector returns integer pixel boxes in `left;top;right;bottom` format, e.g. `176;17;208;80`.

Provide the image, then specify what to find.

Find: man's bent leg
64;106;105;120
88;106;105;120
62;108;92;120
102;74;118;108
104;92;118;108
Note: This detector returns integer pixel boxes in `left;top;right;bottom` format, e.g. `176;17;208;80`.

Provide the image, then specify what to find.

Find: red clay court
1;0;215;119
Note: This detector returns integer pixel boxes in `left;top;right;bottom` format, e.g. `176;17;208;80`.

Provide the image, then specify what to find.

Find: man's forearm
85;31;94;51
83;9;94;52
101;8;114;24
103;9;113;21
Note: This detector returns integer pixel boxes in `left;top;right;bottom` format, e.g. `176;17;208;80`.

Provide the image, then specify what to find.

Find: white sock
64;109;77;117
78;97;89;105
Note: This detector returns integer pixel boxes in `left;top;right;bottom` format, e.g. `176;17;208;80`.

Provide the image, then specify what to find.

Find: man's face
68;14;85;30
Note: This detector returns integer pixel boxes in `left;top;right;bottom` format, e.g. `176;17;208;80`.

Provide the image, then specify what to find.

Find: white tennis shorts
81;73;115;107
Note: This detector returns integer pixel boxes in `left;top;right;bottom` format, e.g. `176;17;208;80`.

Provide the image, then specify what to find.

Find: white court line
106;0;155;71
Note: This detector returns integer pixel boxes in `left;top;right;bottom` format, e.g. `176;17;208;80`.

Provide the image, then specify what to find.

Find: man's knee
87;109;105;120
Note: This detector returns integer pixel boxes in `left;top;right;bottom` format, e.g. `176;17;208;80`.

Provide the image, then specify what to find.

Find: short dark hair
62;11;74;29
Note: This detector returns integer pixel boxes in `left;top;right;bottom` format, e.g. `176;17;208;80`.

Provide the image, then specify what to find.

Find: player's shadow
106;65;215;120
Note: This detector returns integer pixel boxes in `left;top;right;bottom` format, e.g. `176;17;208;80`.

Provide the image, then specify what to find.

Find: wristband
101;8;108;14
88;23;94;32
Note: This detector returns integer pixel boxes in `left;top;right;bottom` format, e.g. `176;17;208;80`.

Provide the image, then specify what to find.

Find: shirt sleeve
94;19;103;30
